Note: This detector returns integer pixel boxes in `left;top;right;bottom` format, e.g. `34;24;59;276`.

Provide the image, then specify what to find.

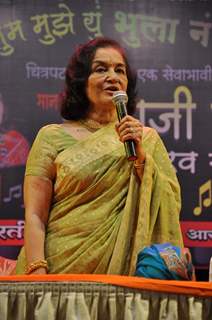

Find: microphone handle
116;101;137;161
124;140;137;161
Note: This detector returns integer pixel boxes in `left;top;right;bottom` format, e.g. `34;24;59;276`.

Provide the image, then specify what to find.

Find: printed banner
0;0;211;267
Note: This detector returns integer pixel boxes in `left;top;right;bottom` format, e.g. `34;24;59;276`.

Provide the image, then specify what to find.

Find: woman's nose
106;69;120;83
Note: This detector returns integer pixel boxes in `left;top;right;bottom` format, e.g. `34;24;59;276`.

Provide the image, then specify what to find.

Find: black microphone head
112;91;128;105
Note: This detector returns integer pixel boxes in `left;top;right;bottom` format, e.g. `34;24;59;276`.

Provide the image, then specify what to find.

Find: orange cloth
0;274;212;297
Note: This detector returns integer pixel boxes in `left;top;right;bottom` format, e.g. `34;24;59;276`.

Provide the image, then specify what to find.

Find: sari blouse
15;123;183;275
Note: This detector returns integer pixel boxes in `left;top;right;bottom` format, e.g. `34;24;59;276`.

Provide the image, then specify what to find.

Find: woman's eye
116;68;126;74
95;67;106;73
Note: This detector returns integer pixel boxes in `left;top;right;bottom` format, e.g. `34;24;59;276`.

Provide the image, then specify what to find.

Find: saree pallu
16;123;183;275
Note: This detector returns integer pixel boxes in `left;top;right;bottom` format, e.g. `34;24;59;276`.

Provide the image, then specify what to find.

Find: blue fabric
135;243;195;280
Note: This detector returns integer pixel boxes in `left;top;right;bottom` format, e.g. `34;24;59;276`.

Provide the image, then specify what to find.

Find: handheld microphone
112;91;137;161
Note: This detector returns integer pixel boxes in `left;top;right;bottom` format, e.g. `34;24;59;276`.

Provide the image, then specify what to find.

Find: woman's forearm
22;176;53;273
24;212;46;264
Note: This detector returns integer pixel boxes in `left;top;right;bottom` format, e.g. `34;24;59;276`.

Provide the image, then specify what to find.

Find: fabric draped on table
0;281;211;320
135;243;196;280
15;122;183;275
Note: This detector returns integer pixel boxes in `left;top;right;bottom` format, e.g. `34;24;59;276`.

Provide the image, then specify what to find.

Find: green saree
16;122;183;275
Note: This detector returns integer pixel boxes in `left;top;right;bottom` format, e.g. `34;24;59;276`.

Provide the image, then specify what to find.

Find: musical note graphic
3;185;22;203
193;180;212;216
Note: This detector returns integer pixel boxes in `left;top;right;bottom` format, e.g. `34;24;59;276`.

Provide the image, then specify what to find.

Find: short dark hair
60;37;137;120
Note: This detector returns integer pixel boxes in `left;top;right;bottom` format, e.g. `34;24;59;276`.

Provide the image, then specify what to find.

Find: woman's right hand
115;115;146;162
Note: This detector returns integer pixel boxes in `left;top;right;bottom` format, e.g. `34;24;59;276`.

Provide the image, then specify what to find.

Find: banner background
0;0;211;271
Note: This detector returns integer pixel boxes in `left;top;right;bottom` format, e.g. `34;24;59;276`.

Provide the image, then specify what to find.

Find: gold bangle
25;259;48;275
134;161;145;169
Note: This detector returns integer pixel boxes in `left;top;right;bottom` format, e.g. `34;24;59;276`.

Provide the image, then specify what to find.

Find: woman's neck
87;108;117;125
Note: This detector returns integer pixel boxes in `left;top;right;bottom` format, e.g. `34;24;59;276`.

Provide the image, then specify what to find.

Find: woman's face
86;47;128;111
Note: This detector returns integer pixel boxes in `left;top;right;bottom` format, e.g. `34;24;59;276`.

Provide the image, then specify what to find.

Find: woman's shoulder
32;124;64;146
35;123;76;151
35;123;63;139
38;123;62;134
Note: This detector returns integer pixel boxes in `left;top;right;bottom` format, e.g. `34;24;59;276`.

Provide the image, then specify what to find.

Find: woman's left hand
115;115;146;162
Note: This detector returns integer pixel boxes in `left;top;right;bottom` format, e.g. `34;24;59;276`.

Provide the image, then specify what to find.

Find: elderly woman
15;37;183;275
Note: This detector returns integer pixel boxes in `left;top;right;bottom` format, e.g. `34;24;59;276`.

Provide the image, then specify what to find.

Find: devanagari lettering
6;221;24;240
31;14;55;45
82;12;102;37
189;20;212;47
114;11;140;48
137;69;158;82
169;151;198;174
48;67;65;80
26;62;40;79
50;3;75;37
6;20;26;41
26;62;65;80
0;226;7;240
0;221;24;241
37;93;59;110
187;229;212;241
136;86;196;140
162;65;212;82
199;65;212;81
140;16;179;44
0;20;26;56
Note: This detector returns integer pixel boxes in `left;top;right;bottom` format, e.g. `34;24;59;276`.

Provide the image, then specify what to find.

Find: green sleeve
25;125;58;181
